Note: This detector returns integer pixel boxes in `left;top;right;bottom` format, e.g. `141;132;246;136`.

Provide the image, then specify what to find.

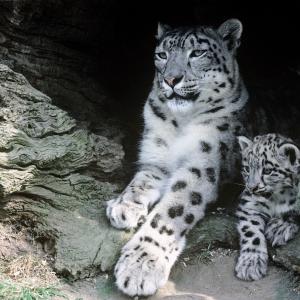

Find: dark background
1;0;300;142
88;1;300;144
102;1;300;112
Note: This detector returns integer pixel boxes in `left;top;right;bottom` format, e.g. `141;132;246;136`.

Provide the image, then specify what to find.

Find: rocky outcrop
0;64;128;279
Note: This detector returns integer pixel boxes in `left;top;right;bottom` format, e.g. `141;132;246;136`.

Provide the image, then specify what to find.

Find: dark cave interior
1;0;300;153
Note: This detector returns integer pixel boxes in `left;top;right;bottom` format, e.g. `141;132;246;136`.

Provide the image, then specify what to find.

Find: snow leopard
236;133;300;281
106;19;249;296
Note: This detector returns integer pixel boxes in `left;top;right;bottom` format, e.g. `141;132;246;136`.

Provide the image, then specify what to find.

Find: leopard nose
164;76;183;88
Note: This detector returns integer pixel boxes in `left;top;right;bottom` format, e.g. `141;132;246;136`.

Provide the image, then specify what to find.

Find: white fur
106;19;248;296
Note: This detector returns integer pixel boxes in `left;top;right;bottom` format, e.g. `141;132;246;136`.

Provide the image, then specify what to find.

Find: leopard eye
156;52;167;60
243;166;250;173
190;49;207;58
263;168;272;175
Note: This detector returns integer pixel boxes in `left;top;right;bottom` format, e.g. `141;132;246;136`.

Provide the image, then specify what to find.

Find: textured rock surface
0;0;120;130
0;64;128;279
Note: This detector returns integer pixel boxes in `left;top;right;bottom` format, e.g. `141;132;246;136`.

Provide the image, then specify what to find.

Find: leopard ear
279;143;300;166
218;19;243;51
238;136;252;152
156;23;171;40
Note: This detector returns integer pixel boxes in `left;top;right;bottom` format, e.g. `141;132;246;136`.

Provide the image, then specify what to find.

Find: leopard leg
114;156;220;296
265;211;300;246
235;192;270;281
106;165;168;229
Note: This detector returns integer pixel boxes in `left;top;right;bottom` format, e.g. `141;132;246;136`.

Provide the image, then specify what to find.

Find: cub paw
114;238;176;296
106;197;148;229
265;218;299;246
235;251;268;281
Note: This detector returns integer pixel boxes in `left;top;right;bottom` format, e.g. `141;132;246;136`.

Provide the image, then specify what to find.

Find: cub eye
156;52;167;59
243;166;250;173
190;50;207;58
263;168;273;175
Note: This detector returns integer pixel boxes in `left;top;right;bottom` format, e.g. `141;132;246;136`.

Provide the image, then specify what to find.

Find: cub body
236;133;300;281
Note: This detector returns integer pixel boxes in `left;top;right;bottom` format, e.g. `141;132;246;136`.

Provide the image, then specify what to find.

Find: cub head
238;134;300;195
154;19;243;111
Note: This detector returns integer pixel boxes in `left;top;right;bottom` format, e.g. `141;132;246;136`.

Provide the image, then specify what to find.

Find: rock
0;64;128;279
0;0;120;130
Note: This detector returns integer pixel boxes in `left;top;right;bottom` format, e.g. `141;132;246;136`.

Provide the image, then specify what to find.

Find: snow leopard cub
236;133;300;281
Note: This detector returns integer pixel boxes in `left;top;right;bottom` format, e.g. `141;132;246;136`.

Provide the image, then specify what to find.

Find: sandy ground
60;250;300;300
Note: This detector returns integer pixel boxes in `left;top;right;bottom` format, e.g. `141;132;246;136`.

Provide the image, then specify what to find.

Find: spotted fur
106;19;248;297
236;133;300;281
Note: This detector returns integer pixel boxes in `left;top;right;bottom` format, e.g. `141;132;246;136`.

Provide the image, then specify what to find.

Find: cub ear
237;136;252;152
279;143;300;166
218;18;243;51
156;22;171;40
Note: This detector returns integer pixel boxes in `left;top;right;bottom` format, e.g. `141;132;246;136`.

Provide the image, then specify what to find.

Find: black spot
167;229;174;235
172;181;187;192
253;237;260;245
241;239;247;244
213;98;223;104
141;252;147;257
140;280;144;290
149;98;166;121
206;168;216;183
219;82;226;88
203;106;225;114
168;205;184;218
200;141;212;153
185;214;194;224
180;229;187;237
245;231;254;238
159;225;167;234
144;236;153;243
241;225;249;232
121;213;126;221
240;199;249;206
172;120;178;127
217;123;229;131
259;202;270;210
239;216;247;221
190;191;202;205
124;277;130;288
134;245;140;250
151;213;161;228
251;220;260;226
289;199;297;205
223;63;230;74
214;88;220;93
189;167;201;178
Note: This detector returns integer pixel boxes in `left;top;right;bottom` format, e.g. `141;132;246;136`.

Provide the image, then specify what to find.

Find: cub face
238;134;300;195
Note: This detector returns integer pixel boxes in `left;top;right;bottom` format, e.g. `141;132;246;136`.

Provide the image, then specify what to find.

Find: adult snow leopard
236;134;300;281
106;19;249;296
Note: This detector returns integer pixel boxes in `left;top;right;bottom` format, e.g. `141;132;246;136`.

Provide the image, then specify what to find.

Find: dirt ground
60;250;300;300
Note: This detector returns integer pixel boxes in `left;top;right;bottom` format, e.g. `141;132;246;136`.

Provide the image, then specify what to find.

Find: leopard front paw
235;251;268;281
114;233;182;297
265;218;299;246
106;197;148;229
